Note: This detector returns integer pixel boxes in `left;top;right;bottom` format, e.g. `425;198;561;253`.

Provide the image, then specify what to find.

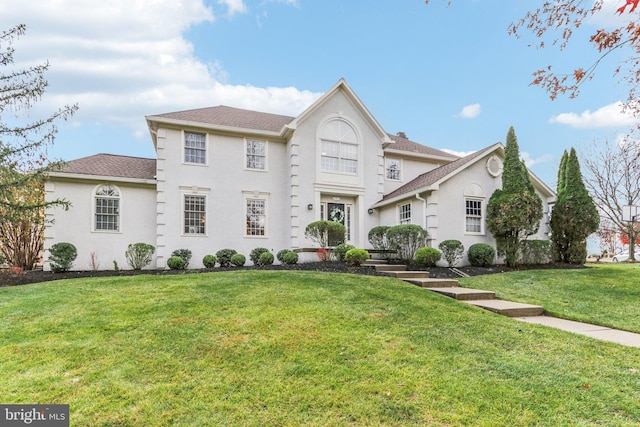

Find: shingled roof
376;143;502;205
150;105;296;133
55;154;156;180
387;133;459;160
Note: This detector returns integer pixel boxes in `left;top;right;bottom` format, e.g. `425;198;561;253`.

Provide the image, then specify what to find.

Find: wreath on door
329;206;345;223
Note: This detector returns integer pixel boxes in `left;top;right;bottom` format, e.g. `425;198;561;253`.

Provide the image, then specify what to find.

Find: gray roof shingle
378;144;500;203
57;154;156;180
151;105;295;133
387;133;459;160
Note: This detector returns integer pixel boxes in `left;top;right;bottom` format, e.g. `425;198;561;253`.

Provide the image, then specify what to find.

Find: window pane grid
184;132;206;164
399;203;411;224
184;195;206;234
246;199;266;236
466;200;482;233
95;185;119;231
321;140;357;174
386;159;401;180
246;140;266;170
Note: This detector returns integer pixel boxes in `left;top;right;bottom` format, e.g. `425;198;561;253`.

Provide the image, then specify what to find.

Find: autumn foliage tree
0;24;77;267
486;127;543;267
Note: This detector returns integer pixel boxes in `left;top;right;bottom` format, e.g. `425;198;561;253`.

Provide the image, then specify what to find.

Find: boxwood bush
202;254;217;268
216;249;238;267
250;247;270;266
230;253;246;267
414;247;441;267
344;248;370;266
282;251;299;265
277;249;293;263
167;256;186;270
334;243;355;262
171;249;192;268
259;251;274;266
468;243;496;267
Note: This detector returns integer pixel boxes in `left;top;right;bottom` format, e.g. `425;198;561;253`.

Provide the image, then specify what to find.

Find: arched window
320;119;358;174
94;185;120;231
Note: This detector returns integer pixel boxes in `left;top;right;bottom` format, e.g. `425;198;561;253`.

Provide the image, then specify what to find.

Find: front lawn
1;270;639;426
460;263;640;333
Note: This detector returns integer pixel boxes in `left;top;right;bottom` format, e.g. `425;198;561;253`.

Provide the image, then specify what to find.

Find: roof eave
145;115;284;140
48;172;156;185
383;147;458;163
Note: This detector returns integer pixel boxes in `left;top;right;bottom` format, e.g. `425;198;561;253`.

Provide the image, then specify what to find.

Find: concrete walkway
514;316;640;348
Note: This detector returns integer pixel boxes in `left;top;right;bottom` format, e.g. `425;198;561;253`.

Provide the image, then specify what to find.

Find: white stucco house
44;79;555;270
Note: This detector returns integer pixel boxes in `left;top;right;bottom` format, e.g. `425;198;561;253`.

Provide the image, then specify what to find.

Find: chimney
396;131;407;139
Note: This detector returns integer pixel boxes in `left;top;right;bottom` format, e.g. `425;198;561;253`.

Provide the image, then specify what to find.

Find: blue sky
1;0;637;187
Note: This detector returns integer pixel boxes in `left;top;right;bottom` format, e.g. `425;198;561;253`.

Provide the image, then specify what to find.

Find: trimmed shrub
125;243;155;270
202;254;217;268
468;243;496;267
250;247;270;266
519;240;552;265
334;243;355;262
386;224;428;262
305;220;346;247
230;253;246;267
171;249;192;268
277;249;293;263
259;251;274;266
438;240;464;268
282;251;299;265
368;226;391;258
216;249;238;267
167;256;186;270
49;242;78;273
414;247;441;267
344;248;370;266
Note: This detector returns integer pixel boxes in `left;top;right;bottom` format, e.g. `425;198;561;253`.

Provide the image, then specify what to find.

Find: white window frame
385;158;401;181
244;193;269;238
183;194;207;236
183;131;207;165
93;184;121;233
398;202;411;224
245;139;268;171
465;198;484;235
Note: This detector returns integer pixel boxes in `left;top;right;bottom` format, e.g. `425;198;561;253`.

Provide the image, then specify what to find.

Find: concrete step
404;277;459;288
374;264;407;272
364;259;387;265
464;299;544;317
427;287;495;301
382;271;430;279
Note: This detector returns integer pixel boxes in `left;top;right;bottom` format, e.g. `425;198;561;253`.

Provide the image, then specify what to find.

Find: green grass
460;263;640;333
1;270;640;426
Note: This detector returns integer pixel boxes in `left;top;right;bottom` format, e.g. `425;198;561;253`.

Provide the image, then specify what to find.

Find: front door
326;203;348;246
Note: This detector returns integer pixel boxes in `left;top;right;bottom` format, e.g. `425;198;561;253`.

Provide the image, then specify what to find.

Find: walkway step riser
375;265;407;272
383;272;430;279
405;278;459;288
465;300;545;318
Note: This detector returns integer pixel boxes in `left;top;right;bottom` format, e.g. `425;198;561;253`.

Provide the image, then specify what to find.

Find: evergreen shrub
259;251;274;266
202;254;217;268
282;251;299;265
49;242;77;273
438;240;464;267
344;248;370;266
334;243;355;262
414;247;441;267
230;253;246;267
468;243;495;267
171;249;192;268
125;243;155;270
216;249;238;267
250;247;270;265
167;256;186;270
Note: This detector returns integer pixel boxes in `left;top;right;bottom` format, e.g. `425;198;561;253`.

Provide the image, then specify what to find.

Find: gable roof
50;154;156;181
373;143;503;207
149;105;295;133
386;132;459;161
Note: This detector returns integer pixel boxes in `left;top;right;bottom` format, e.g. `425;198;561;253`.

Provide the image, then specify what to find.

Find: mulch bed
0;261;585;288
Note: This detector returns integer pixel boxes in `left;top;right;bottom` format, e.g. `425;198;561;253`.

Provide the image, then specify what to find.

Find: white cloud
219;0;247;16
454;103;481;119
549;101;639;128
0;0;320;140
521;152;553;168
439;149;477;158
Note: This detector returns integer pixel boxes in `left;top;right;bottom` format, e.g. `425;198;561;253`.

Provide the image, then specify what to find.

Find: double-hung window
399;203;411;224
320;119;359;175
386;158;401;180
184;131;206;164
184;195;206;235
246;199;266;236
465;199;483;233
95;185;120;231
246;139;266;170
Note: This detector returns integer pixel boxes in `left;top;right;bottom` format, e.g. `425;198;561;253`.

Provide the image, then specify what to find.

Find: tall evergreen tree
550;148;599;264
557;150;568;195
486;127;543;267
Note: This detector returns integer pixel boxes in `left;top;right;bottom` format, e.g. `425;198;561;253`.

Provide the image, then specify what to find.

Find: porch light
368;208;374;215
